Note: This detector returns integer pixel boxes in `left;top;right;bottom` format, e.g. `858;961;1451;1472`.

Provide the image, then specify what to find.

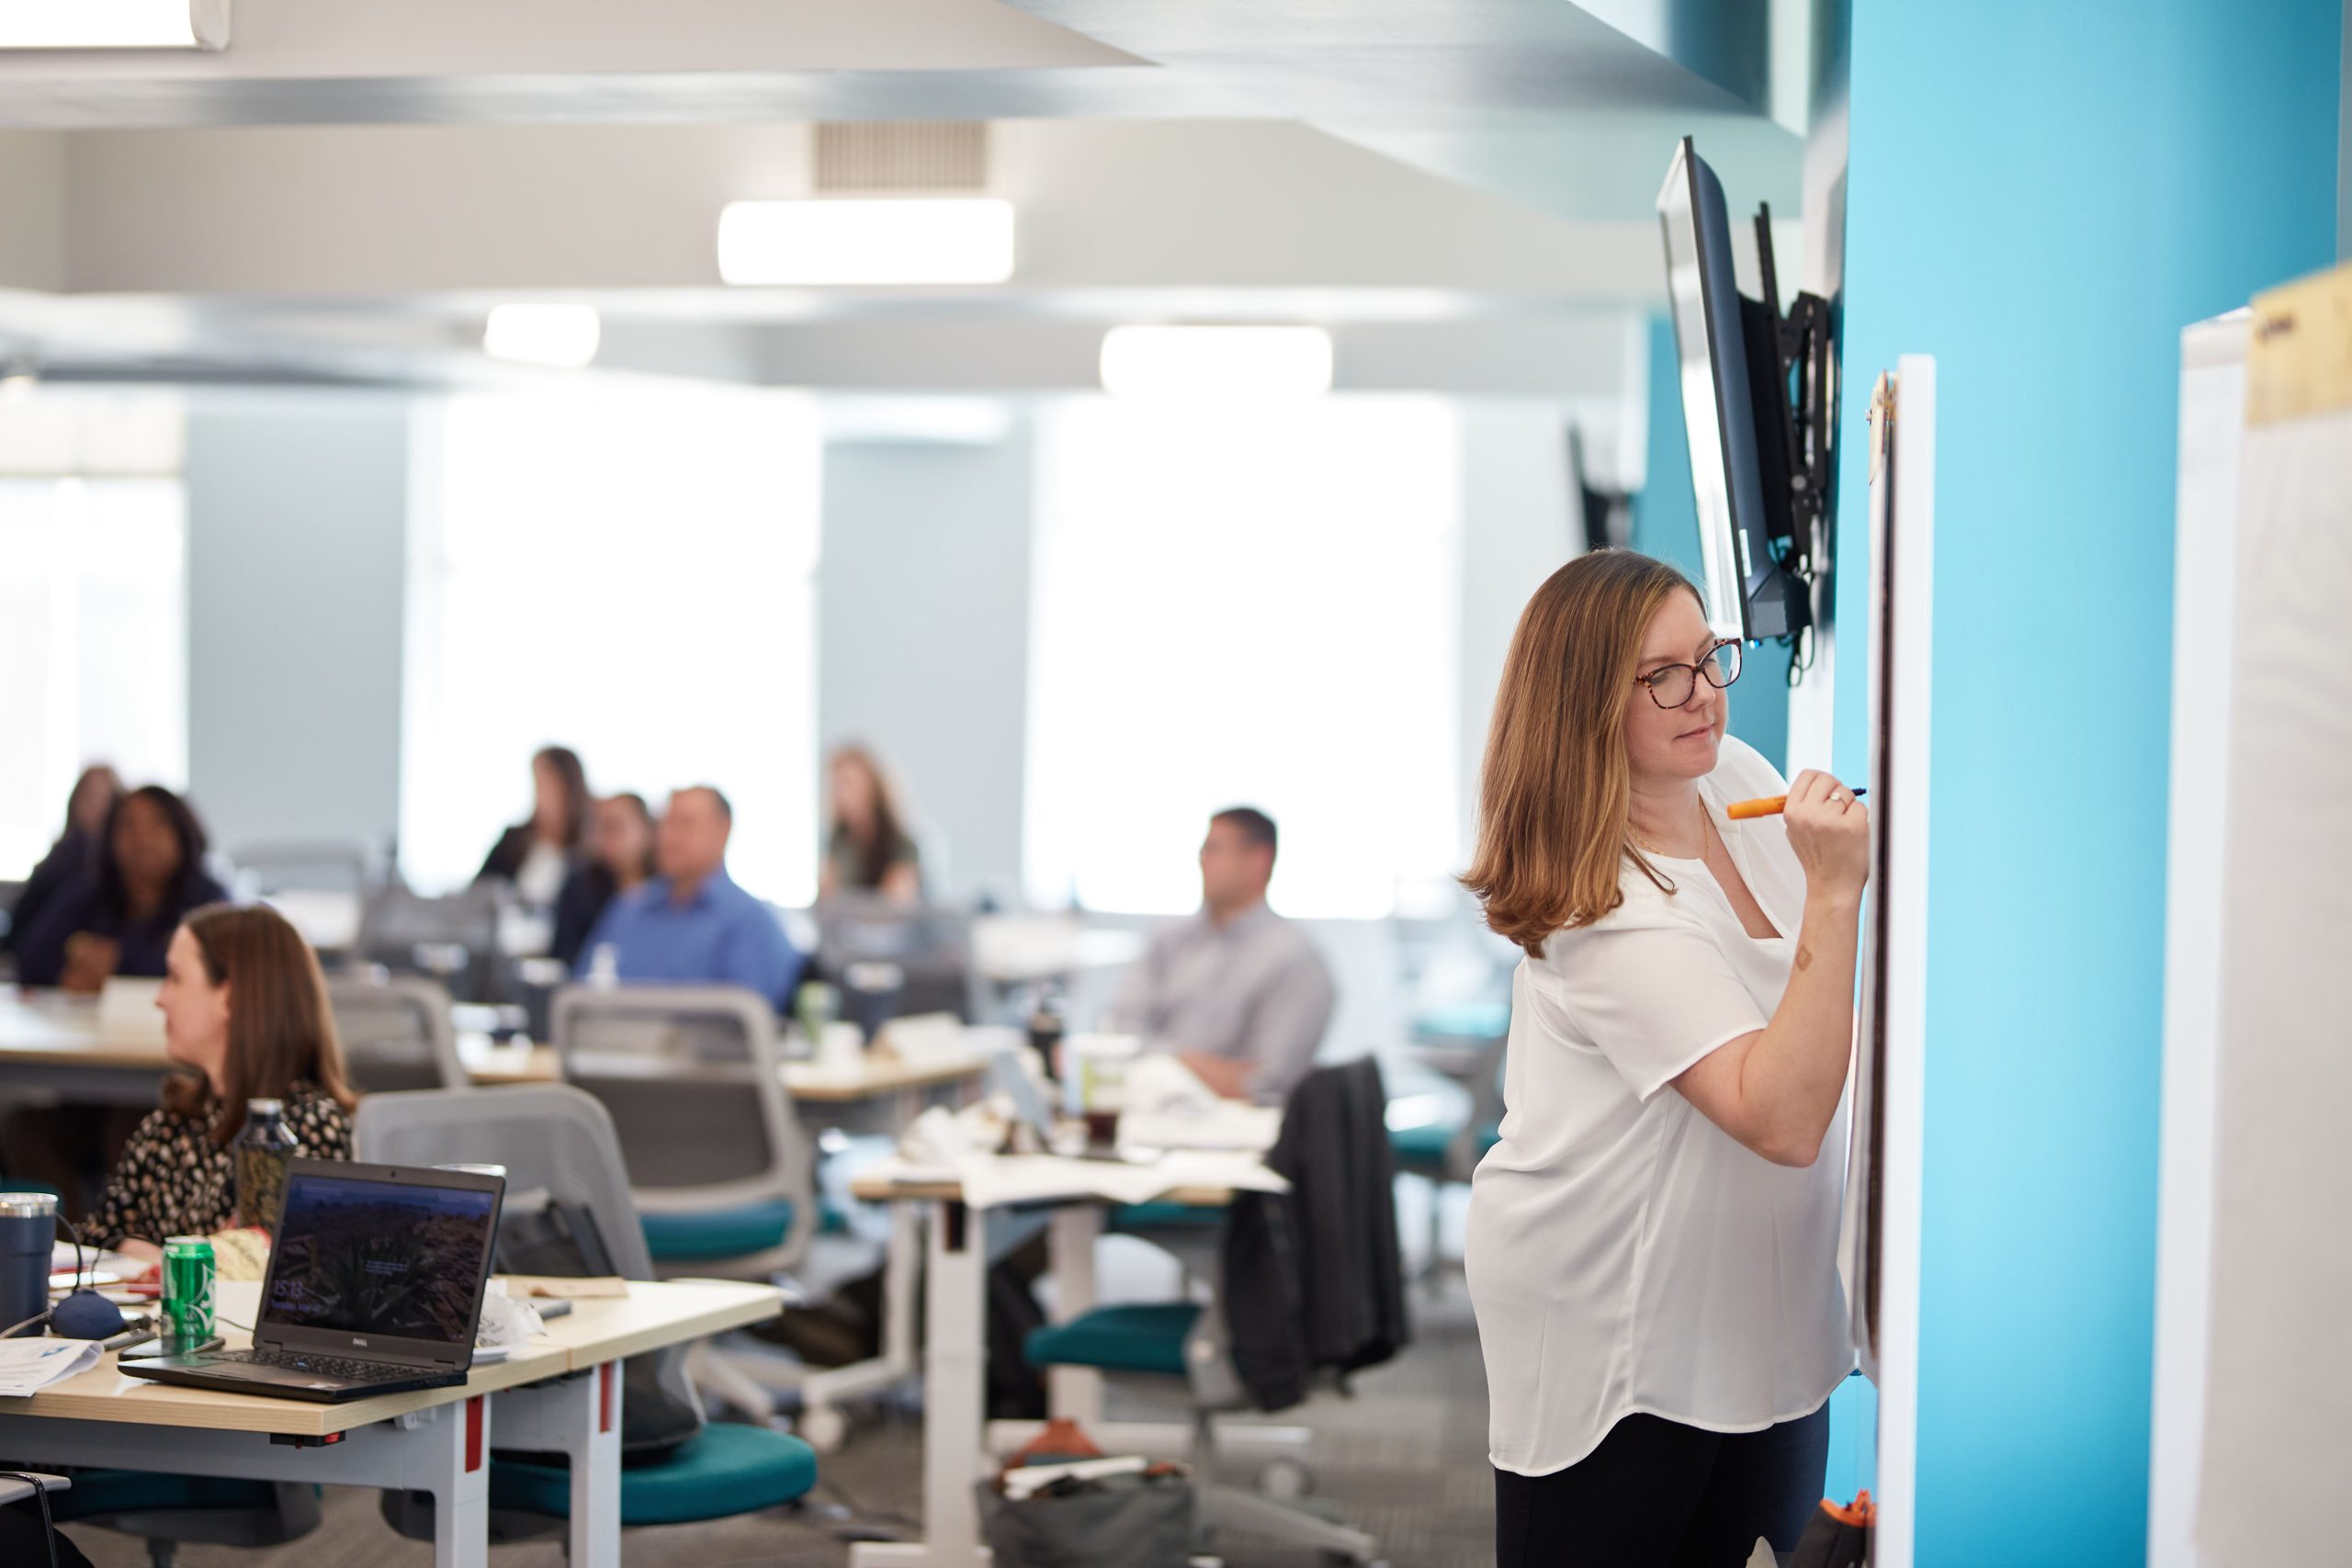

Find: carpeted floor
69;1198;1496;1568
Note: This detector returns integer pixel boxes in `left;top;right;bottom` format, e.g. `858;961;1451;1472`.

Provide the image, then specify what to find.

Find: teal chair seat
47;1472;286;1522
639;1200;795;1262
1388;1120;1501;1179
1110;1201;1227;1234
1412;999;1511;1042
491;1423;819;1527
1024;1303;1201;1378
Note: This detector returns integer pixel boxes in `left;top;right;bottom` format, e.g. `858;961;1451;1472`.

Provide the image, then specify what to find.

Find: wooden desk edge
0;1341;573;1437
0;1282;786;1435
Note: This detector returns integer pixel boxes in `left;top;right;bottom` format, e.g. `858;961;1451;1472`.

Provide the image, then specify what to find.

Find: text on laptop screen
265;1173;497;1344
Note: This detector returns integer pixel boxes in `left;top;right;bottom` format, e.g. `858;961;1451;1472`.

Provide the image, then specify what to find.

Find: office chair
356;1086;820;1540
324;971;467;1093
1388;1032;1507;1292
548;983;818;1420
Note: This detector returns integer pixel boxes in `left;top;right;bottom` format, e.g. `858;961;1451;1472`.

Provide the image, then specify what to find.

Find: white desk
843;1160;1276;1568
0;1278;782;1568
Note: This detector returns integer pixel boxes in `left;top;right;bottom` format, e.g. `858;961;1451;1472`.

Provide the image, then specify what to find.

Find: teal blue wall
1635;315;1793;772
1834;5;2342;1561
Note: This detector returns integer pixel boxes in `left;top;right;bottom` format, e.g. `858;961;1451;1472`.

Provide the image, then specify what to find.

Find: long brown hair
827;743;913;890
163;903;357;1145
1461;550;1699;954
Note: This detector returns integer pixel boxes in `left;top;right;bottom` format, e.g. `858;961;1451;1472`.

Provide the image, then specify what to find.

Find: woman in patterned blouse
93;903;359;1260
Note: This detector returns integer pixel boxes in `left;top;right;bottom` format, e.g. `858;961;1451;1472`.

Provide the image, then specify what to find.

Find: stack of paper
0;1338;102;1398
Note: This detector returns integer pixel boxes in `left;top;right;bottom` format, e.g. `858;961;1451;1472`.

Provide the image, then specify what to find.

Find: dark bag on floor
976;1419;1194;1568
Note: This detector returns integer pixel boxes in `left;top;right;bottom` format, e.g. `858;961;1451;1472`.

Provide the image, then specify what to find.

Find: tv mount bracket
1753;199;1836;584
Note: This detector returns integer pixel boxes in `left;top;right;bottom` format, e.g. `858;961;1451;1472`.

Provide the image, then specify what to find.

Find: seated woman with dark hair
14;784;228;993
477;744;592;909
551;791;658;968
0;763;119;963
93;903;358;1261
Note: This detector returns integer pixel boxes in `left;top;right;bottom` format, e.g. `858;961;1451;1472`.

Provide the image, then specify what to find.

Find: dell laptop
124;1158;505;1404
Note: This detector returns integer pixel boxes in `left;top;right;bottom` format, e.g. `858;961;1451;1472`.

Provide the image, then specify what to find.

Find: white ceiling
0;0;1806;395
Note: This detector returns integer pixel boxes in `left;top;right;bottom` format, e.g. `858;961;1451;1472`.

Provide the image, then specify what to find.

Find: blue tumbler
0;1191;56;1337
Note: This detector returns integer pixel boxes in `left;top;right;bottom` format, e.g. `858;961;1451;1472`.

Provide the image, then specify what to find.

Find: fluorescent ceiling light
0;0;230;49
718;198;1015;287
1099;325;1334;400
482;304;601;370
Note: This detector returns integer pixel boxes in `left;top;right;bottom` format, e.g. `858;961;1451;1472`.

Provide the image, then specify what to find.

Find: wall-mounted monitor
1657;136;1812;645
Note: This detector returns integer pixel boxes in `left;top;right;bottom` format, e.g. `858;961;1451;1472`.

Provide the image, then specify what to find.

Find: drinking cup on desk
818;1021;865;1073
1066;1034;1141;1149
0;1193;55;1337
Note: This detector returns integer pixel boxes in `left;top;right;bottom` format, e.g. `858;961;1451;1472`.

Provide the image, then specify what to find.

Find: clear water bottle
232;1099;301;1232
588;942;620;989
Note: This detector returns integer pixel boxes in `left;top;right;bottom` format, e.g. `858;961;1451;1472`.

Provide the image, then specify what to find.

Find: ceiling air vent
814;122;989;193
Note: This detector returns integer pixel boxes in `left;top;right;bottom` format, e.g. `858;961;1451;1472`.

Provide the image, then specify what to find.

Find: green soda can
162;1235;217;1354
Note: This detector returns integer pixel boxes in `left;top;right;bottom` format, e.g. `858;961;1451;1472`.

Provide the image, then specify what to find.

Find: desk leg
1046;1204;1102;1428
0;1404;491;1568
851;1196;988;1568
497;1364;623;1568
429;1397;492;1568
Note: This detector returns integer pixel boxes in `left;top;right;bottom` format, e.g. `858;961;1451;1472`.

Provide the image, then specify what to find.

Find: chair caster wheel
799;1404;848;1452
1257;1457;1313;1498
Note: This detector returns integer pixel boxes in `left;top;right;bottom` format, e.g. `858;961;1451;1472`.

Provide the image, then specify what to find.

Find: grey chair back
353;1084;702;1422
815;897;977;1023
358;882;503;999
548;983;815;1271
327;972;465;1094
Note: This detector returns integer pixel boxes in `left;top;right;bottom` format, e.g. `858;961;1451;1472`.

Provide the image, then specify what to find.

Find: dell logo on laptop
352;1337;368;1347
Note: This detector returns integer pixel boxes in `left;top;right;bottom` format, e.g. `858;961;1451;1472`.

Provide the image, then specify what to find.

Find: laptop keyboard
208;1348;428;1382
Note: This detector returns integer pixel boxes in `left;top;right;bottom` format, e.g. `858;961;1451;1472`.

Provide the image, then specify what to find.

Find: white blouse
1465;734;1853;1476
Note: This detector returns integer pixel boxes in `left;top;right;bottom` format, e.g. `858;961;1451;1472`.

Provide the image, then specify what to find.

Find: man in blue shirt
577;784;804;1008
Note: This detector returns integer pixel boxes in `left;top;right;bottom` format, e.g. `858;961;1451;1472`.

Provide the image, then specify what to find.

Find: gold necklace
1634;797;1710;860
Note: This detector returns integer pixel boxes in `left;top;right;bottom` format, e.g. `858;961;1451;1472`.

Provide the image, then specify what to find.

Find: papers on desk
1114;1056;1282;1154
50;1242;143;1292
892;1096;1287;1209
877;1147;1287;1211
0;1337;102;1397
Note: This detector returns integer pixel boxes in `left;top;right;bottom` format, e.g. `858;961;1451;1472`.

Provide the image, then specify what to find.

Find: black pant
1494;1404;1829;1568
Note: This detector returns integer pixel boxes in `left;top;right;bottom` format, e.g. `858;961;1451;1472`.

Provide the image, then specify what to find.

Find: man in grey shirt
1108;807;1336;1105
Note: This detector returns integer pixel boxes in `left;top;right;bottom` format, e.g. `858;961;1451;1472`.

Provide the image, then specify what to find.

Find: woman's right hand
1782;770;1871;903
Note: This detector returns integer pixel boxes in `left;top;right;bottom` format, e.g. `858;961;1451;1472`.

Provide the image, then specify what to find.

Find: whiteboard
2147;309;2248;1568
2197;263;2352;1566
1843;355;1935;1568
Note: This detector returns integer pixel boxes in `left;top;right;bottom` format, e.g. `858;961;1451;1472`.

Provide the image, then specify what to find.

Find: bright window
400;389;821;903
0;476;187;879
1024;397;1461;919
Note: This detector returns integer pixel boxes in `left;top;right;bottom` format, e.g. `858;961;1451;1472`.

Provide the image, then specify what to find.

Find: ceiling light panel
0;0;230;49
718;199;1016;287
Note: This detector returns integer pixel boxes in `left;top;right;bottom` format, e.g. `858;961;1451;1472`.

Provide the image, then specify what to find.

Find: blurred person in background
475;744;591;908
1108;806;1334;1105
551;791;659;968
2;763;121;963
818;742;923;905
579;784;805;1007
15;784;229;993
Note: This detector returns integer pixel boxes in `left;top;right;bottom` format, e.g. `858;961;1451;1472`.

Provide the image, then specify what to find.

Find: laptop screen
263;1171;499;1347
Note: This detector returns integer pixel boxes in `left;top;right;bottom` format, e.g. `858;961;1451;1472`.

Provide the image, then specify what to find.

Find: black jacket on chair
1222;1057;1412;1410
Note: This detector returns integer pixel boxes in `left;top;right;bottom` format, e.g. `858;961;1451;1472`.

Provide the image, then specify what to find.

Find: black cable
0;1470;62;1568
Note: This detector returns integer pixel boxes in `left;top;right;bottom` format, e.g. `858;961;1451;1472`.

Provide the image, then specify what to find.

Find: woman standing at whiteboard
1462;551;1868;1566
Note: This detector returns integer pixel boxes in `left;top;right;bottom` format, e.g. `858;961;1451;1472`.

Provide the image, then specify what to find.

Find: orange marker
1726;787;1867;821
